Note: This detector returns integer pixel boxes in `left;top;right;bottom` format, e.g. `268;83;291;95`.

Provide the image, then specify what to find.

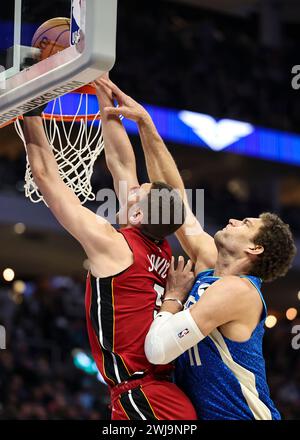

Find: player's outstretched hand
92;73;114;102
165;256;195;303
99;78;149;123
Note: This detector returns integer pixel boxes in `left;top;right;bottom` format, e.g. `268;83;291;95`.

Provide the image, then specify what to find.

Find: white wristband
162;297;183;309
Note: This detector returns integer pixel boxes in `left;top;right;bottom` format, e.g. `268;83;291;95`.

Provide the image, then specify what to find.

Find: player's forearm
99;93;135;168
138;115;185;197
144;309;204;365
23;117;81;209
23;117;60;181
102;117;138;181
96;91;139;198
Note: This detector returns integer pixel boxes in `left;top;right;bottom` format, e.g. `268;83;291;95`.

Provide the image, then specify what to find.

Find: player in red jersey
85;228;196;420
22;77;198;420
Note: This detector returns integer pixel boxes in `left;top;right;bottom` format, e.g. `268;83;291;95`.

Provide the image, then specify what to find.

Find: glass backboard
0;0;118;127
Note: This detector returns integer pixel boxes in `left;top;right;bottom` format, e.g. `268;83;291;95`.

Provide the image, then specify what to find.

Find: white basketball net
14;93;104;205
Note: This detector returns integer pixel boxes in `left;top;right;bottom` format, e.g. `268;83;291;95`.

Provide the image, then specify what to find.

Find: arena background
0;0;300;420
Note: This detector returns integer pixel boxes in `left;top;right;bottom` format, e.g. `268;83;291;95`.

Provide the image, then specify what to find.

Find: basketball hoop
14;84;104;205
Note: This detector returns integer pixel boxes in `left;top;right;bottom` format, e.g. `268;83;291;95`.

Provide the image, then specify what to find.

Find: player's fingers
106;78;124;94
93;78;109;89
96;82;113;97
95;77;110;87
177;255;185;272
170;255;175;273
106;81;132;106
99;79;118;95
103;106;125;116
101;72;109;80
102;106;120;114
183;259;193;273
101;79;125;99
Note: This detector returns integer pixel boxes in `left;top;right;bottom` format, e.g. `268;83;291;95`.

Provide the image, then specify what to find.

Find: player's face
127;183;152;212
135;183;152;199
215;217;264;253
117;183;152;227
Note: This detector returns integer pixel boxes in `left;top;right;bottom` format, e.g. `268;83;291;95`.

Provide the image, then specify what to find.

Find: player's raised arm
137;114;217;271
93;75;140;207
22;114;127;269
102;79;217;271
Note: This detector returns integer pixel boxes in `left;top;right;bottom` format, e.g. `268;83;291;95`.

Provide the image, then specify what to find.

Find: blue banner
123;105;300;167
46;92;300;168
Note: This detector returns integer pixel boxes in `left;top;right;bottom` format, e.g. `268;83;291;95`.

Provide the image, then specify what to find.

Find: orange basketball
32;17;71;61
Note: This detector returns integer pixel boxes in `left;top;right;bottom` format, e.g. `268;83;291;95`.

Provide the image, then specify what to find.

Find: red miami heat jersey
85;227;172;388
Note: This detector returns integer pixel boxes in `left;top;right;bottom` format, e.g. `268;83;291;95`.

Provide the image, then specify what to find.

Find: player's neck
214;251;250;278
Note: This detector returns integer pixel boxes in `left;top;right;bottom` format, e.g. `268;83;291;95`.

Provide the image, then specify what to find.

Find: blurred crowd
0;276;299;420
114;0;298;133
264;318;300;420
0;277;110;420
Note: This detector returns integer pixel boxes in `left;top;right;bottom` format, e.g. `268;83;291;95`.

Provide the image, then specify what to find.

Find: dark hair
139;181;186;239
250;213;297;282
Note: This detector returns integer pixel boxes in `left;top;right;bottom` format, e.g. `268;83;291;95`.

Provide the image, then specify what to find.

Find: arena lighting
13;280;26;294
3;268;15;282
72;349;98;375
265;315;277;329
286;308;298;321
178;111;254;151
13;223;26;234
12;294;23;305
72;349;107;385
227;179;249;202
126;106;300;167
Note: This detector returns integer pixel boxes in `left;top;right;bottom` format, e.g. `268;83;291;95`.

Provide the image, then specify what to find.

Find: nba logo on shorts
71;0;81;45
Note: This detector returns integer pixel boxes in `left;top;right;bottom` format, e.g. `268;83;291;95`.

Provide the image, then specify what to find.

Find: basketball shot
19;71;198;419
1;0;295;423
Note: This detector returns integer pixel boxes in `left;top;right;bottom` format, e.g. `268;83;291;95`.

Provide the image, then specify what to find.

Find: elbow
145;352;169;366
145;352;168;366
144;334;169;365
